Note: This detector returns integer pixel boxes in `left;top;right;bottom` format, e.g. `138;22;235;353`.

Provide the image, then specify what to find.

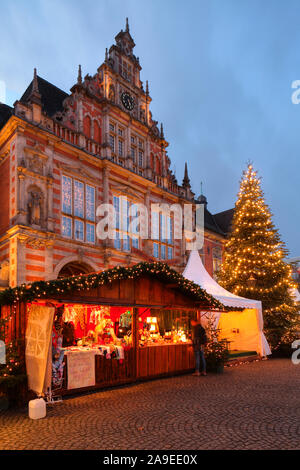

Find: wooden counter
61;343;195;395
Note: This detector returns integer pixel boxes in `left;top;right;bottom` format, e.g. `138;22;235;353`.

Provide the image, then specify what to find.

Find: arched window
93;120;101;143
83;115;92;139
58;262;93;279
156;156;161;175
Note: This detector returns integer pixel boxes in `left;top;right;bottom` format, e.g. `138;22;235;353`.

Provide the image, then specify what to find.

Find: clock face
121;92;134;111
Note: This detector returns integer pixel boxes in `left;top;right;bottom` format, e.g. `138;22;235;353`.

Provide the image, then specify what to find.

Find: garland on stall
0;261;227;310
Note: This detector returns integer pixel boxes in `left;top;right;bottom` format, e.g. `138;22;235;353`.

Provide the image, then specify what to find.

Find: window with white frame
118;139;123;157
113;195;140;251
62;175;95;243
152;210;173;260
138;150;143;167
109;134;115;153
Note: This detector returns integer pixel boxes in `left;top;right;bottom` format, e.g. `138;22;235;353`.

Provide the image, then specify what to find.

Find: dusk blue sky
0;0;299;256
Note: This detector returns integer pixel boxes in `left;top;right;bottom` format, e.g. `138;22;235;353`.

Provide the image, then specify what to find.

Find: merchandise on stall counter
59;304;133;363
138;315;192;347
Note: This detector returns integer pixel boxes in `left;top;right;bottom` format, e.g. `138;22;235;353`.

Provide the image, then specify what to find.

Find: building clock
121;92;135;111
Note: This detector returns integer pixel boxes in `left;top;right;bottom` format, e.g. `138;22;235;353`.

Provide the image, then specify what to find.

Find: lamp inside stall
146;317;159;337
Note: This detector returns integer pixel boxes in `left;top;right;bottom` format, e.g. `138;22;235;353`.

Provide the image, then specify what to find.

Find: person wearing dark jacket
191;319;207;376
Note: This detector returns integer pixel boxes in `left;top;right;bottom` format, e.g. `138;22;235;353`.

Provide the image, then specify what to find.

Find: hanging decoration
0;261;225;311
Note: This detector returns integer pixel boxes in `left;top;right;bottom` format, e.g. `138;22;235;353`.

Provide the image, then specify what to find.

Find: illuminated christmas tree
219;164;299;351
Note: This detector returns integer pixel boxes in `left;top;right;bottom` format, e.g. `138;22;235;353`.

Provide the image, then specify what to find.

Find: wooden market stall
0;262;224;398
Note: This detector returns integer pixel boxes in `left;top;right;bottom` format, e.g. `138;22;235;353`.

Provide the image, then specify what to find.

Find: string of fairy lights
0;261;230;312
219;164;298;317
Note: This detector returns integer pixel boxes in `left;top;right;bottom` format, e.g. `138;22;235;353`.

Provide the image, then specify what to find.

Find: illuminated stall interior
1;261;224;396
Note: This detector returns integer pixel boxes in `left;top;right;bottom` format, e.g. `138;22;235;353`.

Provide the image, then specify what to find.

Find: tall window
138;150;143;167
62;175;95;243
152;211;173;260
118;139;123;157
119;58;132;82
113;196;139;251
109;134;115;153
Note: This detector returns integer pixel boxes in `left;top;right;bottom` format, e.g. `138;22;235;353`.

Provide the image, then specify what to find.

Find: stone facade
0;20;227;288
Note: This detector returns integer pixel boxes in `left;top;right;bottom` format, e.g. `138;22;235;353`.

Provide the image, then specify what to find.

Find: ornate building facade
0;20;230;288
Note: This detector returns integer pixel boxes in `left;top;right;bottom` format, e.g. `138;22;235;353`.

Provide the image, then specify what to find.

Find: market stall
183;251;271;356
0;262;224;398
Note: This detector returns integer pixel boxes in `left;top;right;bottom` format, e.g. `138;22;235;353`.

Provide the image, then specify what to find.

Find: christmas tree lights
219;164;299;351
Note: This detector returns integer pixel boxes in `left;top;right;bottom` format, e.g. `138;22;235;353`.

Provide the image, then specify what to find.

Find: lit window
75;220;84;241
153;242;159;258
132;237;139;249
61;175;95;243
113;196;120;229
113;195;140;252
62;176;72;215
151;211;173;260
62;216;72;238
86;185;95;222
152;211;159;240
74;180;84;218
114;231;121;250
86;223;95;243
123;235;130;252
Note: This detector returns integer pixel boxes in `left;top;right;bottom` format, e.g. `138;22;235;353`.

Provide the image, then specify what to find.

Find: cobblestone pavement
0;358;299;450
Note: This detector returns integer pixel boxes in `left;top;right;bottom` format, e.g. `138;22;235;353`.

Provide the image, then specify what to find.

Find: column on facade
15;236;27;286
143;187;151;255
46;178;54;232
17;173;27;224
44;241;54;281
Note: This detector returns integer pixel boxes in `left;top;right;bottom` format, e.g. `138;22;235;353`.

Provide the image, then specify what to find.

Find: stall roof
183;251;272;356
183;250;261;310
0;261;225;310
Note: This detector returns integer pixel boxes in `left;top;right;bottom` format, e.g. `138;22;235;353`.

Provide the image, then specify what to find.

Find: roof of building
195;194;232;237
213;208;234;235
20;75;69;117
0;103;13;130
204;207;226;236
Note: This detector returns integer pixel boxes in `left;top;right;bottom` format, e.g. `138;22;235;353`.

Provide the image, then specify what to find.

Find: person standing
191;319;207;376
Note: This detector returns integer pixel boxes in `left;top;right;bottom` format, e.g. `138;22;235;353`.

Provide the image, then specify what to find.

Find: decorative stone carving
108;84;115;102
0;261;9;281
139;107;146;123
17;234;54;249
28;154;44;175
27;189;43;226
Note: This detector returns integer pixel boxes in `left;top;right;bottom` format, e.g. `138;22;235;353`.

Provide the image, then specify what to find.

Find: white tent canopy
183;250;271;356
291;287;300;304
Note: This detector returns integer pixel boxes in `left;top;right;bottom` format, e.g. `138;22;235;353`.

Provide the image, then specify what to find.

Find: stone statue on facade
28;191;43;225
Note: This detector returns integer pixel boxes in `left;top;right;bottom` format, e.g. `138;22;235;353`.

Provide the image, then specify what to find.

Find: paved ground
0;358;299;450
